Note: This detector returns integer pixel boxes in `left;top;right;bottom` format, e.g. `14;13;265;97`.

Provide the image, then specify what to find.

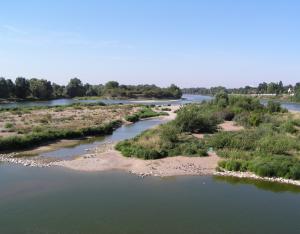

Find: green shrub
280;120;297;134
124;107;165;123
267;101;282;113
174;104;219;133
116;121;208;159
125;114;139;122
257;134;298;154
4;123;14;129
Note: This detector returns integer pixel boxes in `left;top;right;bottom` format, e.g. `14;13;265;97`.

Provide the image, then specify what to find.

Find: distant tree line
182;81;300;102
0;77;182;100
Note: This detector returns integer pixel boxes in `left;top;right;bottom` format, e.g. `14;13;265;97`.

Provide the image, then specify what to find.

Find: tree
66;78;85;98
84;84;98;96
294;84;300;102
0;77;9;98
215;91;229;107
15;77;30;98
52;83;65;98
6;79;15;97
166;84;182;99
29;78;53;99
278;81;284;94
258;82;268;94
105;81;119;89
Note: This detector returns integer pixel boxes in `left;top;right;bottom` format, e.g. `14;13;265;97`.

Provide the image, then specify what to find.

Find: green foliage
4;122;14;129
280;120;297;134
125;107;167;122
125;114;140;122
15;77;30;98
249;156;300;180
0;77;9;98
29;78;53;99
66;78;85;98
215;92;229;107
213;109;235;121
116;121;208;160
266;101;282;113
0;77;182;101
174;104;219;133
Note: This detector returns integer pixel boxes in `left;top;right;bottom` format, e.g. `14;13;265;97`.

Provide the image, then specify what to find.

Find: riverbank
215;170;300;187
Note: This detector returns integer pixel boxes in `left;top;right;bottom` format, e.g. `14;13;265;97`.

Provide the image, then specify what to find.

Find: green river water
0;164;300;234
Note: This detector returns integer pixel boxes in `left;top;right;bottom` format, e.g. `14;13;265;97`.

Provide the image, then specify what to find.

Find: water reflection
214;175;300;193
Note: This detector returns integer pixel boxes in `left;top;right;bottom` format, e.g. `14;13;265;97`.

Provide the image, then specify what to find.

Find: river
0;94;212;108
1;95;300;233
0;164;300;234
1;94;300;112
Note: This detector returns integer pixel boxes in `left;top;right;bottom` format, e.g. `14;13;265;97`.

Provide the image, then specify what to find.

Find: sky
0;0;300;88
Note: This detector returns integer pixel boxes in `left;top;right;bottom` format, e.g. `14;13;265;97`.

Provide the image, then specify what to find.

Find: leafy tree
105;81;119;89
29;78;53;99
66;78;85;98
84;84;98;96
257;82;268;94
15;77;30;98
294;86;300;102
6;79;15;97
52;83;65;98
166;84;182;99
215;91;229;107
0;77;9;98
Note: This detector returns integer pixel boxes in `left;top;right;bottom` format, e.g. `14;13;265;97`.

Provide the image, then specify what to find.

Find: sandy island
54;106;221;177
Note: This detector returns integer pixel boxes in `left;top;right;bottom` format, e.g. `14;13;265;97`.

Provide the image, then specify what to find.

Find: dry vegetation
0;104;136;137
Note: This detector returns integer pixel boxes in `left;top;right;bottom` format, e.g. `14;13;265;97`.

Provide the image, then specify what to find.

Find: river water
1;94;300;111
0;164;300;234
0;94;212;108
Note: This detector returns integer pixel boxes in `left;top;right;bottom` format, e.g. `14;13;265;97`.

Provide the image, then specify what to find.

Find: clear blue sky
1;0;300;87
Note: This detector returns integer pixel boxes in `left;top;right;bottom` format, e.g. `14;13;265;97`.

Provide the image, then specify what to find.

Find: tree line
0;77;182;100
182;81;300;102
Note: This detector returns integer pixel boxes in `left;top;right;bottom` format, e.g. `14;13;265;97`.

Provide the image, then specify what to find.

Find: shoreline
214;170;300;187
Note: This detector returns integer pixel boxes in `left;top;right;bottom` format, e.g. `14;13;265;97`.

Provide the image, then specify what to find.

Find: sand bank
54;149;220;177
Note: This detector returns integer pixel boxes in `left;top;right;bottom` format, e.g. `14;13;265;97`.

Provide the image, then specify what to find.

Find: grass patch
125;106;168;122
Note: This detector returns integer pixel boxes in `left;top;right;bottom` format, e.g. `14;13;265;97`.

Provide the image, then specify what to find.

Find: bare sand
54;149;220;177
219;121;244;131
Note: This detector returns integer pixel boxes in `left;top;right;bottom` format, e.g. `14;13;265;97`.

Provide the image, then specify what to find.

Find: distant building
288;88;294;96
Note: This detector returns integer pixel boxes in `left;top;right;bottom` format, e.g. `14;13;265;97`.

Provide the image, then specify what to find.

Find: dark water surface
0;164;300;234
